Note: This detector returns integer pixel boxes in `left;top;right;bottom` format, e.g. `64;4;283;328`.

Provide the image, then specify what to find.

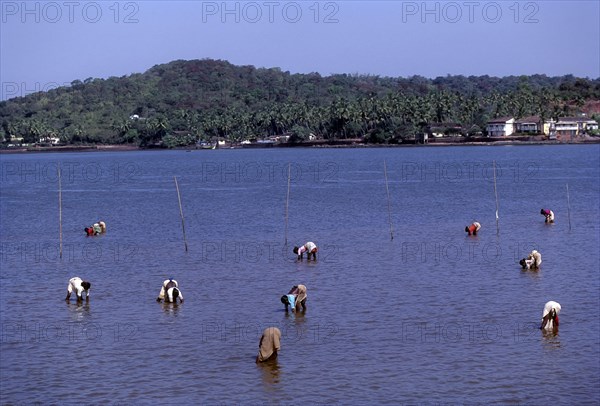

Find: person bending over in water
281;284;307;312
84;221;105;236
65;277;91;302
528;250;542;268
92;223;102;235
293;242;318;261
540;301;561;333
156;278;184;303
540;209;554;223
519;257;536;270
465;222;481;236
520;250;542;270
256;327;281;363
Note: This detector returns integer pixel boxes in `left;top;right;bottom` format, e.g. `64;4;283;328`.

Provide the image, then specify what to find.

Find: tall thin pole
58;162;63;259
566;183;572;231
174;176;188;252
384;160;394;240
285;163;291;245
493;160;500;236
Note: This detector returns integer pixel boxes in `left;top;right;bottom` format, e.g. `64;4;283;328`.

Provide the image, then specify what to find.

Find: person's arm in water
540;311;558;331
65;279;73;301
81;282;91;301
255;335;264;363
156;283;166;302
539;314;549;330
294;245;309;260
281;295;291;312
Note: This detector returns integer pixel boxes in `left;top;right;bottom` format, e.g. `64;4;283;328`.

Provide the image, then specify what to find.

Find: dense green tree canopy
1;59;598;146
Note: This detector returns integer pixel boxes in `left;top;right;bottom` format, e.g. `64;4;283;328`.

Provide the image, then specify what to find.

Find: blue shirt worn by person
286;294;296;309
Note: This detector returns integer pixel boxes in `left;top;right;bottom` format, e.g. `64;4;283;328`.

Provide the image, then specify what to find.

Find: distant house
486;117;515;137
515;116;556;135
266;135;291;143
555;118;578;137
429;123;463;138
7;136;24;146
555;117;599;136
515;116;542;134
39;136;61;145
544;118;556;136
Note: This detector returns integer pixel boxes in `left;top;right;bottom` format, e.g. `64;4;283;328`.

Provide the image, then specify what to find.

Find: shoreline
1;138;598;154
0;144;140;154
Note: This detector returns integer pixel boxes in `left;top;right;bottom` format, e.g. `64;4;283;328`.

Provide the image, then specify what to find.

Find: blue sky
1;1;599;100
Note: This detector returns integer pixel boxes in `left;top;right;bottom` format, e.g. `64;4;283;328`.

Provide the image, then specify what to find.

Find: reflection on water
259;357;281;387
541;330;561;350
520;268;541;280
66;300;91;321
160;302;182;317
292;310;307;320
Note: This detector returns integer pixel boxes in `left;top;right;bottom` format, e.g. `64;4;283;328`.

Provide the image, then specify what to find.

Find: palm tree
328;97;355;138
23;120;43;143
458;94;480;127
431;90;454;123
534;90;557;131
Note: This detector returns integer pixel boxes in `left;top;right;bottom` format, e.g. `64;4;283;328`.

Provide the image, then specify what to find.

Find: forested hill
1;58;599;146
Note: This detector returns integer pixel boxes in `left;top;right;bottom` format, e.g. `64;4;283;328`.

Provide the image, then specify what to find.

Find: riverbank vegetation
1;59;599;147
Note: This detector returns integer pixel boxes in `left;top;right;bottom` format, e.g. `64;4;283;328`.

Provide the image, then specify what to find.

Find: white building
486;117;515;137
555;117;599;136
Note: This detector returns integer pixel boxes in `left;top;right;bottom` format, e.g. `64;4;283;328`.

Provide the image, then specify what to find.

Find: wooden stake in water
384;160;394;240
174;176;188;252
566;183;572;231
285;163;291;245
58;162;63;259
493;160;500;236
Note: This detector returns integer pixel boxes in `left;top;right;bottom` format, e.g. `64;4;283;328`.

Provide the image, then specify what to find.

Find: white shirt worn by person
67;277;90;299
542;301;561;330
298;242;317;256
158;279;179;301
166;287;184;302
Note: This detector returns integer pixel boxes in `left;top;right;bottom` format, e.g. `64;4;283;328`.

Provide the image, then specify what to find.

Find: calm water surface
1;145;599;404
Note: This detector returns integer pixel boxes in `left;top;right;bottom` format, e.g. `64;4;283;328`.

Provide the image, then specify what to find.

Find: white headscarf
542;301;561;318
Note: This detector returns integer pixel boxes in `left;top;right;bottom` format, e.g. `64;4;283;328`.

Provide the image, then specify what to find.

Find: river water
1;145;599;404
